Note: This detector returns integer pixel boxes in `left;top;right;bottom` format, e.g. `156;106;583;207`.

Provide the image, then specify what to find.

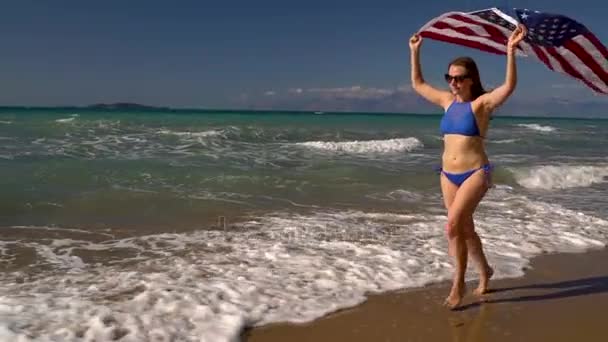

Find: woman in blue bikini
409;24;527;309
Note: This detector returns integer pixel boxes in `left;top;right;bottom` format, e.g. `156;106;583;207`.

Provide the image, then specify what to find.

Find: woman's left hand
507;24;527;51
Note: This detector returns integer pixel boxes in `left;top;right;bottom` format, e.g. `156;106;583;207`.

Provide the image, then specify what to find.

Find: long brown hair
448;56;486;100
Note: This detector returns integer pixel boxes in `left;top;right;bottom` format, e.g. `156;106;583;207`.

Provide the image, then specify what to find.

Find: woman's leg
440;173;458;256
441;169;489;309
463;216;494;295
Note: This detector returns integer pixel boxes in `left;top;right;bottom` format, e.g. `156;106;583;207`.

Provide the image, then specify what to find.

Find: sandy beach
244;248;608;342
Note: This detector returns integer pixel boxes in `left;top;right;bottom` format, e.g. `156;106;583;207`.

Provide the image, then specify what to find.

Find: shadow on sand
456;276;608;311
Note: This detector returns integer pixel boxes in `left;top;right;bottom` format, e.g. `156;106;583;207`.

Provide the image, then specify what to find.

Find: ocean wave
158;129;224;138
55;114;79;123
511;164;608;189
489;138;519;144
365;189;426;202
296;137;423;154
516;123;556;132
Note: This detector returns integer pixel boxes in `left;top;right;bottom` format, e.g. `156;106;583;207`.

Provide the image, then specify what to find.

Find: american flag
418;7;608;94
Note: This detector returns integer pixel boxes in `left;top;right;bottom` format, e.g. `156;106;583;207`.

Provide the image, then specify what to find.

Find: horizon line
0;103;606;121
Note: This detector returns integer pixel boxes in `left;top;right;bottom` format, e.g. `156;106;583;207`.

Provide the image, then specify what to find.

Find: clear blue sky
1;0;606;114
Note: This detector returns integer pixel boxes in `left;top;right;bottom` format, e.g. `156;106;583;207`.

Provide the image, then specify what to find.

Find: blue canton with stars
468;8;589;48
514;9;588;47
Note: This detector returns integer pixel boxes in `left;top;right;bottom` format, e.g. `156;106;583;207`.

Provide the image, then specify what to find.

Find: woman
409;25;527;309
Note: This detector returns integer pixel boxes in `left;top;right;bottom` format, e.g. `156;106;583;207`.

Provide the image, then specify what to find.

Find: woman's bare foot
444;282;466;310
473;266;494;296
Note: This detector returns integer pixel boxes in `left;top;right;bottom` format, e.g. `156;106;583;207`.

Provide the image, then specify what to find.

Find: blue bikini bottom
437;163;493;187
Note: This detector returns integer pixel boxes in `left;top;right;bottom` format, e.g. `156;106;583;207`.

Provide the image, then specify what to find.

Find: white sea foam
490;138;519;144
516;123;556;132
158;129;223;138
365;189;426;202
1;123;249;161
10;225;113;237
55;117;76;123
55;114;79;123
492;154;539;164
1;188;607;341
296;137;423;154
3;121;424;164
512;164;608;189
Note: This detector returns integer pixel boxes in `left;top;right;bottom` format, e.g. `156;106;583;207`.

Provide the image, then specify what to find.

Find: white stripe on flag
442;17;491;37
492;7;520;27
418;12;458;31
517;42;536;58
529;45;554;68
539;46;565;72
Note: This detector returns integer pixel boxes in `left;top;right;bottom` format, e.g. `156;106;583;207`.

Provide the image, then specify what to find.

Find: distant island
85;102;170;111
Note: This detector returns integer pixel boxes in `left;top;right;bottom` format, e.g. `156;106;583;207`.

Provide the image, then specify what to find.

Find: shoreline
243;247;608;342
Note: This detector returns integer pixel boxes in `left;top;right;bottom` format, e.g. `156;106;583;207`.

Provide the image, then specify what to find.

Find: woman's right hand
409;33;422;51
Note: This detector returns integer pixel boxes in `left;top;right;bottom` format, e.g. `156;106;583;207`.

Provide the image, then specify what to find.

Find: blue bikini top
439;100;481;137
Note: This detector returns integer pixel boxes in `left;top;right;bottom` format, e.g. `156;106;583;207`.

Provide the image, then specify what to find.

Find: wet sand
244;248;608;342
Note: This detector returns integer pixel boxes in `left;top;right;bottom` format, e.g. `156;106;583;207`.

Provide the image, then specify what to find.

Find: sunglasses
444;74;470;83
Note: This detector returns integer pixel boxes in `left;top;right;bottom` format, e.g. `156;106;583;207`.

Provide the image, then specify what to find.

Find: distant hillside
86;102;169;110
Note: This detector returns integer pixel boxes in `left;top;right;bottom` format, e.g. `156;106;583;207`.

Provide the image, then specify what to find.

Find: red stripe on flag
530;45;554;70
583;32;608;59
564;40;608;86
418;31;507;55
545;47;605;93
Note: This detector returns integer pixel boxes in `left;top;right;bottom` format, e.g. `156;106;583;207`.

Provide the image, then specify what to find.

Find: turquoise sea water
1;108;607;341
